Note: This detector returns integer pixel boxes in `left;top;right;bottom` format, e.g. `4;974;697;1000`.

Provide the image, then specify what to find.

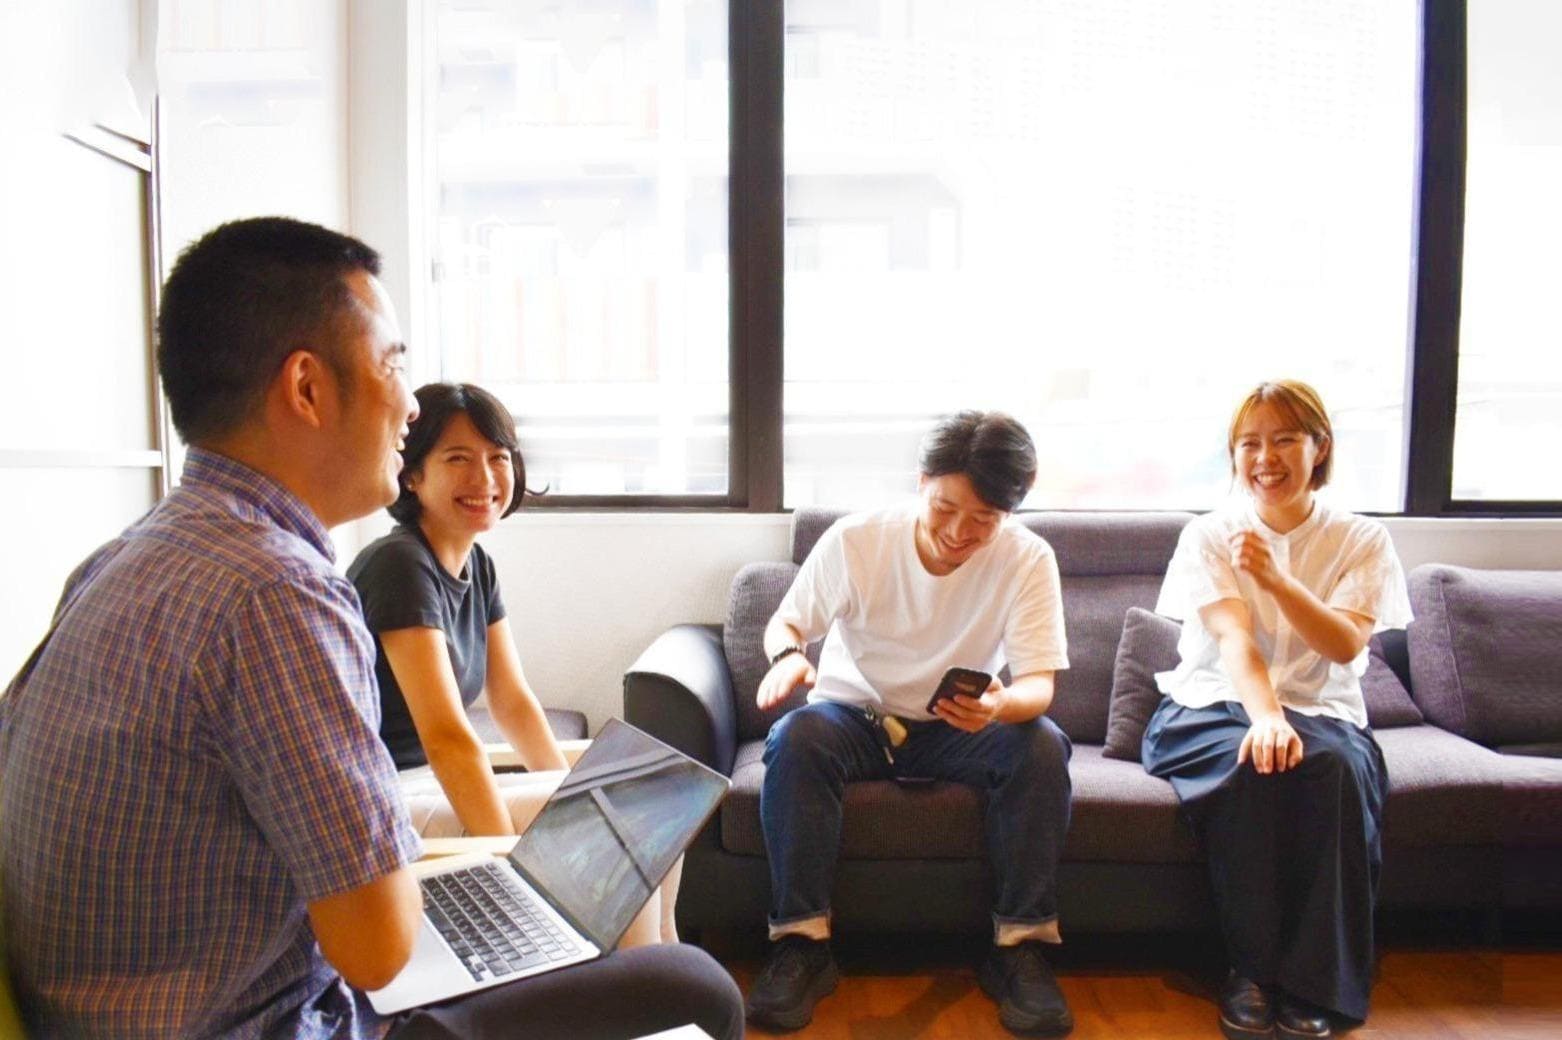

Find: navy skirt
1142;698;1388;1021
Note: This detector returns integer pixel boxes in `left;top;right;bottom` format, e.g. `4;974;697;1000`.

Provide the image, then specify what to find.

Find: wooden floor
709;927;1562;1040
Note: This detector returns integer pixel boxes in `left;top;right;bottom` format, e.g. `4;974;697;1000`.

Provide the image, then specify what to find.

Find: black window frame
522;0;1559;517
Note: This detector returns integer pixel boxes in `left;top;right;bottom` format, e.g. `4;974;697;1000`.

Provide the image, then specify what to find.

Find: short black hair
388;383;531;526
156;217;382;443
918;410;1037;512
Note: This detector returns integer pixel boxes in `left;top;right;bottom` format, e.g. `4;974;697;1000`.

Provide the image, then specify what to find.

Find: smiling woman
1141;379;1413;1038
345;382;680;948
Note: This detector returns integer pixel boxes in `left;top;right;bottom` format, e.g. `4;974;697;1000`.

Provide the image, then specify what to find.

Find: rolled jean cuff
768;911;831;942
993;913;1061;946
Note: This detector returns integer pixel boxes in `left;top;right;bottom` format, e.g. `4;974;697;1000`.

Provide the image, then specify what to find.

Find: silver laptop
368;718;729;1014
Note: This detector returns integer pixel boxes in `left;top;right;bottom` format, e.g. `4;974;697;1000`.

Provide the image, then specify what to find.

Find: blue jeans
760;700;1073;934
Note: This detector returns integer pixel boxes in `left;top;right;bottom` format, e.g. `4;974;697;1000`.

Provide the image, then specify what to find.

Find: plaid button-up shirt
0;449;422;1039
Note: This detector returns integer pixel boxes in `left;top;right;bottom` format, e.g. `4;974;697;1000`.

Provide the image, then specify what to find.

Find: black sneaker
1219;971;1276;1040
978;941;1074;1036
744;935;839;1032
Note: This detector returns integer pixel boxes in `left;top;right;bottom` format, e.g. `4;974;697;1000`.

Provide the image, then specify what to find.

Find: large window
418;1;1558;515
782;1;1418;510
428;1;730;498
1452;0;1562;502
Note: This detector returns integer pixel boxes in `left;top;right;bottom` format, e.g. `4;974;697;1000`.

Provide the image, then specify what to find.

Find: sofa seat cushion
721;740;985;859
1492;754;1562;849
1064;745;1199;863
721;739;1203;865
1377;725;1507;849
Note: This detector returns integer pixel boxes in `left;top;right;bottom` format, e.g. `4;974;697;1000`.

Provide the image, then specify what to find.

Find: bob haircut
1227;379;1334;490
388;383;530;525
918;410;1038;513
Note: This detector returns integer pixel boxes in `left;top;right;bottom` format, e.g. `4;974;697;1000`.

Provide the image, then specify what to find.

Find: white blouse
1154;497;1413;728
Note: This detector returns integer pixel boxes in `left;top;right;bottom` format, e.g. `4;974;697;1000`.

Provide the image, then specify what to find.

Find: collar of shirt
181;447;336;563
1242;495;1326;548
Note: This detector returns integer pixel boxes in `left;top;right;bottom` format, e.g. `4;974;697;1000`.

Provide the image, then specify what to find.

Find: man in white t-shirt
743;412;1075;1037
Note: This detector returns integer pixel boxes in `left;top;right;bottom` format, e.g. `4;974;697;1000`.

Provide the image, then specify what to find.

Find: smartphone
926;667;993;715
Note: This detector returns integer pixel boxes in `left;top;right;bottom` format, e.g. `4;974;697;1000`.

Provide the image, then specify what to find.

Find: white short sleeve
1326;522;1413;631
1002;550;1069;677
1155;516;1242;621
773;519;855;642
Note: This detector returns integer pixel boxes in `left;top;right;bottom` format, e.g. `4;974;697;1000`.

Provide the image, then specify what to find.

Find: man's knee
764;705;843;766
1010;717;1072;776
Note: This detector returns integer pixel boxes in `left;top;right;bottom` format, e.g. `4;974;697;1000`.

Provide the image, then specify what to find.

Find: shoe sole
1275;1023;1331;1040
745;960;840;1033
1219;1014;1276;1040
977;960;1075;1036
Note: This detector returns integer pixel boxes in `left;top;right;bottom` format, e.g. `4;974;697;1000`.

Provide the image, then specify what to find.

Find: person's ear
275;350;332;429
917;472;929;493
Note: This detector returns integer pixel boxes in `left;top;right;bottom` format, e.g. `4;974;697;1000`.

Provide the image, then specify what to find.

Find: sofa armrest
624;623;737;777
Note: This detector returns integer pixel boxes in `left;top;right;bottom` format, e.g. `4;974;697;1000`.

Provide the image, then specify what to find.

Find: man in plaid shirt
0;218;741;1040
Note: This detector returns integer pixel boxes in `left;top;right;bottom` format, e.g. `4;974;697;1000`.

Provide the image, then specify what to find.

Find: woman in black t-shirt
349;382;676;945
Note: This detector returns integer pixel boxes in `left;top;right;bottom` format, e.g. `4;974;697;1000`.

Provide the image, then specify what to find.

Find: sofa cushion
1103;608;1181;760
721;740;985;859
1065;745;1199;863
1376;725;1507;848
726;561;815;742
1019;512;1192;577
723;740;1201;864
1492;754;1562;849
791;507;846;564
1407;565;1562;748
1046;575;1165;743
1361;631;1424;729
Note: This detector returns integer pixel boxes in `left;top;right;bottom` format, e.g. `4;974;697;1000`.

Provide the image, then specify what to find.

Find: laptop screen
506;718;728;949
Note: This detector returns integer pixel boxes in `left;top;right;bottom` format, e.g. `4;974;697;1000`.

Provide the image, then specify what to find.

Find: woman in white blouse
1142;380;1411;1040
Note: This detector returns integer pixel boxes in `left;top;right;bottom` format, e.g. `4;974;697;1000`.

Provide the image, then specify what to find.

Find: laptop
367;718;729;1014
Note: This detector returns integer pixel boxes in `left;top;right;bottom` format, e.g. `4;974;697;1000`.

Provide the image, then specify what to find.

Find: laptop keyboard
422;860;584;981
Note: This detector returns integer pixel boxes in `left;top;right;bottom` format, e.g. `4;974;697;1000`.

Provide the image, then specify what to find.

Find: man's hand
1229;530;1285;592
933;677;1006;733
756;652;815;710
1237;712;1303;774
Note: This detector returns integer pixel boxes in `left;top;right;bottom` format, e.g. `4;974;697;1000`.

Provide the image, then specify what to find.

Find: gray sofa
623;508;1562;937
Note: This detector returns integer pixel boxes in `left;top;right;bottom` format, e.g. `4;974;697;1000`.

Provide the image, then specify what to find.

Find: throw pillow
1363;630;1424;729
1103;607;1181;760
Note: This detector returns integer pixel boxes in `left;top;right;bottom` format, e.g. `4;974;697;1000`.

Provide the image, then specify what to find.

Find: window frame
422;0;1560;517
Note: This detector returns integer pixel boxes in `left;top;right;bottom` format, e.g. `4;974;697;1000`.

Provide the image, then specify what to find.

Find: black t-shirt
347;523;507;769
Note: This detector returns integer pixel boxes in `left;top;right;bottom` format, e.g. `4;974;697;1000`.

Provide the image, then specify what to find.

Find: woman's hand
933;678;1005;733
1238;712;1303;774
756;652;816;710
1229;530;1286;592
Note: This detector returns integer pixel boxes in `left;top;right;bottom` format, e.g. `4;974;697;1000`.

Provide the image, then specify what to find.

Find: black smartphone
925;667;993;715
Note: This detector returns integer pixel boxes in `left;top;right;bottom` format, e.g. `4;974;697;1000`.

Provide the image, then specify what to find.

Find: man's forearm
996;671;1054;723
763;617;807;662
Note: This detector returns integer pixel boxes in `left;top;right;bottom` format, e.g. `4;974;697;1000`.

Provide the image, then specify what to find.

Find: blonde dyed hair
1227;380;1334;489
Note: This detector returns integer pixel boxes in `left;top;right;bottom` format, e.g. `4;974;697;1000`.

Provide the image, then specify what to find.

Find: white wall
0;0;162;677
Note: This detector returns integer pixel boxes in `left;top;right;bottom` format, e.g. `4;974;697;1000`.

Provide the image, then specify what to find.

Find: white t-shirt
774;506;1069;719
1154;497;1413;728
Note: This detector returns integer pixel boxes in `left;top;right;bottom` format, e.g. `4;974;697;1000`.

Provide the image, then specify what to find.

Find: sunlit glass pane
430;1;729;496
782;0;1418;511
